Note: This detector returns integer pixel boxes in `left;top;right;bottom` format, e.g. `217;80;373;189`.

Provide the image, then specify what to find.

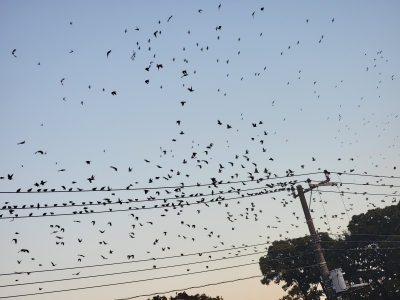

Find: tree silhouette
259;202;400;299
148;291;223;300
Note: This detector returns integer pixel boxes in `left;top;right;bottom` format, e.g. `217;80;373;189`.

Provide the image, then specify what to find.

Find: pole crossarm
292;170;336;198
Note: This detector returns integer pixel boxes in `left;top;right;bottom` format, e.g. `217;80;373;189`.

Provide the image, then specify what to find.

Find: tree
148;291;223;300
258;233;335;300
259;202;400;299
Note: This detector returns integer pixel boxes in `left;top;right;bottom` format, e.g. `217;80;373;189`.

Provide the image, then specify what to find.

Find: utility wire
3;237;398;282
3;180;398;212
323;247;400;251
0;251;314;288
321;240;400;244
316;187;333;235
0;188;289;219
114;274;264;300
335;175;351;222
1;171;397;195
1;237;398;296
331;172;400;179
0;263;319;299
4;186;398;220
0;172;320;194
116;265;319;300
317;190;400;197
1;182;295;211
0;240;314;277
339;182;400;188
328;233;400;238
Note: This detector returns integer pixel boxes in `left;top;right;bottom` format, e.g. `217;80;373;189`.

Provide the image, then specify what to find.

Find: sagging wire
316;186;333;236
335;174;351;222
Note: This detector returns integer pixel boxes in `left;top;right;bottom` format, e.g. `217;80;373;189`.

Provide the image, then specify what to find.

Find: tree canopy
259;202;400;299
148;291;223;300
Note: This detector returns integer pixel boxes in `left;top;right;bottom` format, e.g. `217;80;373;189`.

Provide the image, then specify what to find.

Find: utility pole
292;171;369;298
297;184;336;299
293;171;338;300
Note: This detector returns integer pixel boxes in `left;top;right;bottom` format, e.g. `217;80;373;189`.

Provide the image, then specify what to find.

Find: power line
4;237;397;283
335;176;351;222
321;240;400;244
0;263;319;299
0;188;289;219
323;247;400;251
328;233;400;238
318;190;400;197
114;274;263;300
0;251;314;288
5;185;397;220
2;181;397;213
332;172;400;179
0;172;320;194
0;240;313;277
1;236;397;296
115;265;319;300
316;187;333;235
1;182;295;211
339;182;400;188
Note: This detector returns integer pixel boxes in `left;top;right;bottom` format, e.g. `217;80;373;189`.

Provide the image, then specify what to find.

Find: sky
1;1;400;300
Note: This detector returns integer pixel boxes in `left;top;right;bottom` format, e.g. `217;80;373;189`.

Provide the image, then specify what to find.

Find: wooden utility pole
296;184;336;299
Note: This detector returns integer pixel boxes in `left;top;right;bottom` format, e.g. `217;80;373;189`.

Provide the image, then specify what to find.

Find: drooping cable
316;187;333;235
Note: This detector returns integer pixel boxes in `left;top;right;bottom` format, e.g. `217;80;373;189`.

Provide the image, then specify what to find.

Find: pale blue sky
1;1;400;300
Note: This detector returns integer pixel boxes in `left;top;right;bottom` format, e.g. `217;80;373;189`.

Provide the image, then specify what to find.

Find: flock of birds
1;3;399;299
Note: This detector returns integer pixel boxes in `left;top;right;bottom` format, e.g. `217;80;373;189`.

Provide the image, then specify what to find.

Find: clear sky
1;1;399;300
